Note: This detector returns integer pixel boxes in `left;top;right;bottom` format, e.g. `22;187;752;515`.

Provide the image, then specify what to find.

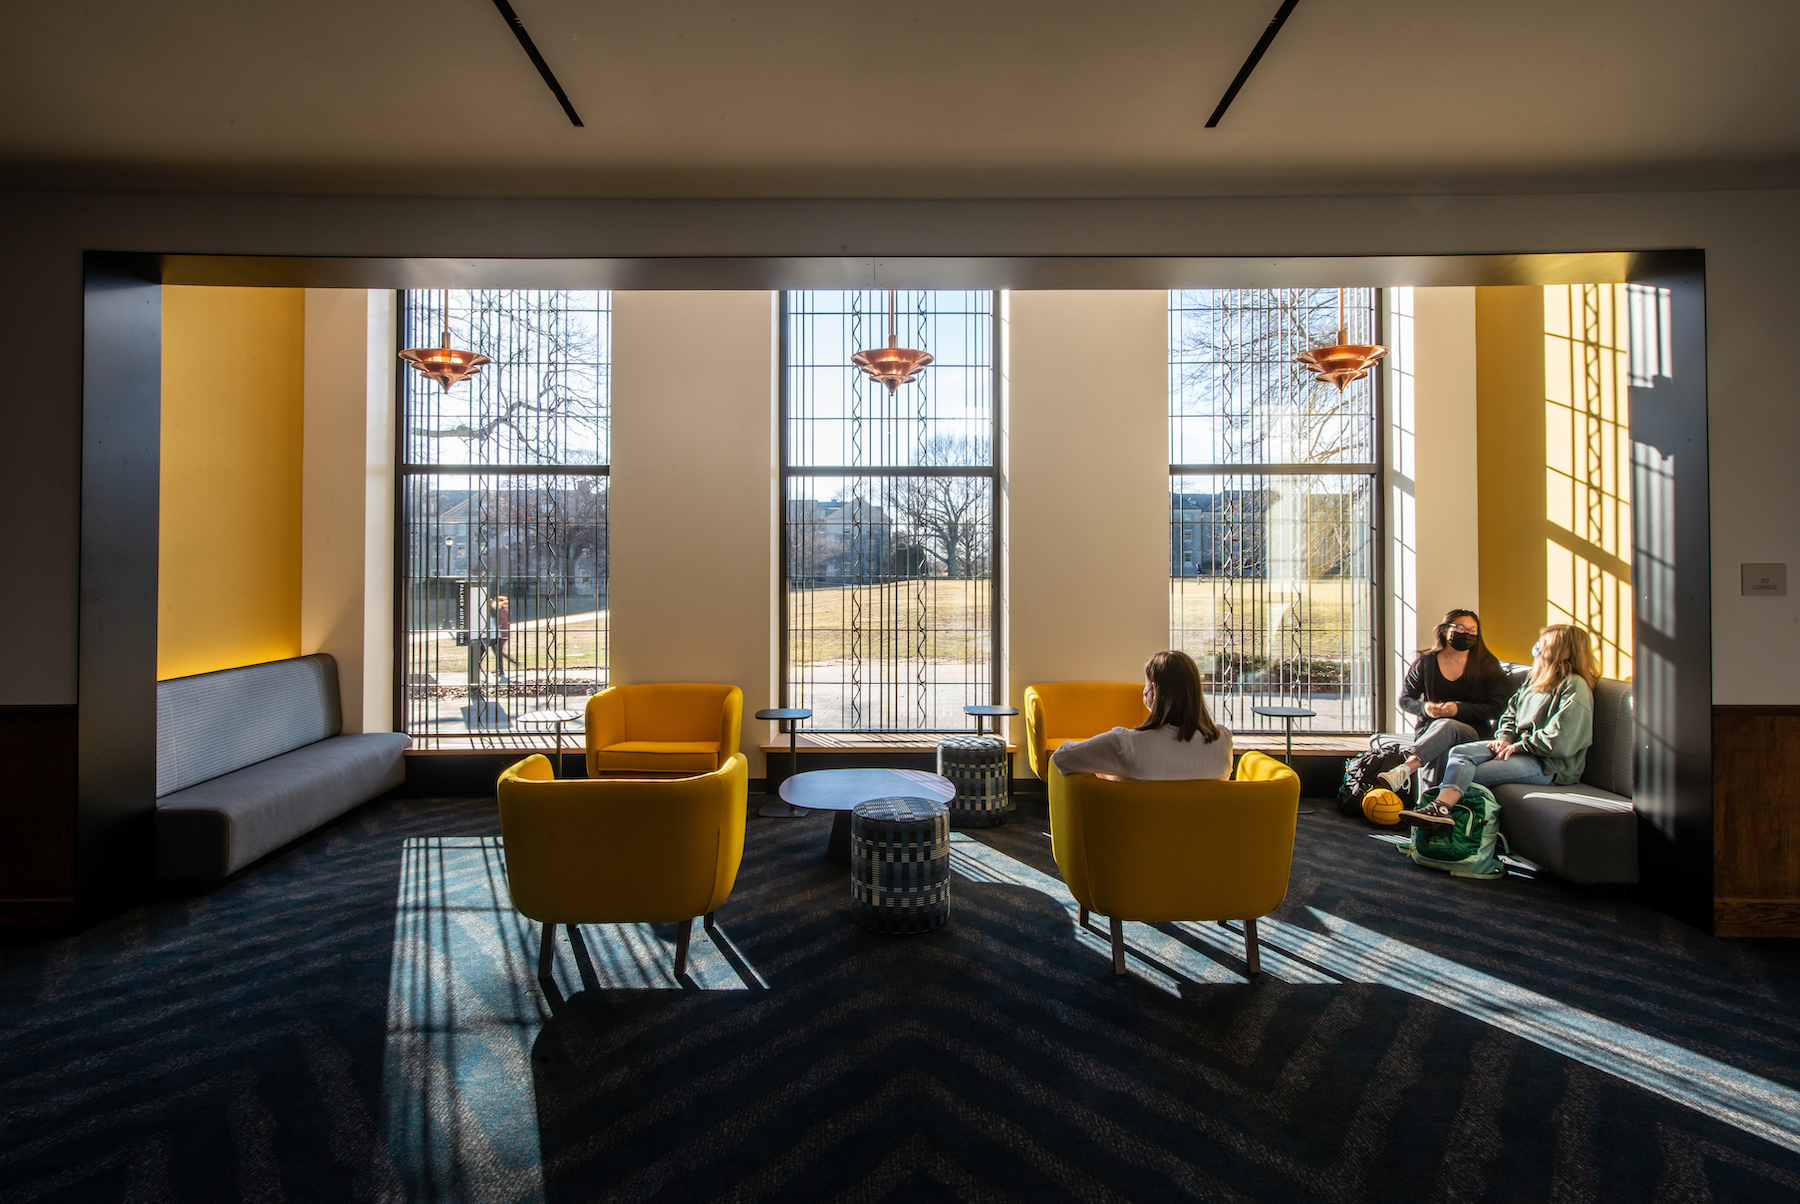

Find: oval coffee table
778;768;956;866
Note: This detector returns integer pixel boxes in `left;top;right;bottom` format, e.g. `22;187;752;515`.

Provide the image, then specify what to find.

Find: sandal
1398;799;1455;827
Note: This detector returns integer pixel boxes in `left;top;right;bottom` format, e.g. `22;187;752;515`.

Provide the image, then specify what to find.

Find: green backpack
1400;783;1508;880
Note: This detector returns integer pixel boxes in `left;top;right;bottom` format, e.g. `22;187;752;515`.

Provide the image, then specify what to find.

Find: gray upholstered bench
156;654;410;879
1491;676;1637;885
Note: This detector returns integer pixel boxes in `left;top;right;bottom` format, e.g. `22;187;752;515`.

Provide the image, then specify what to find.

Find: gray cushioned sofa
156;654;410;879
1489;670;1637;885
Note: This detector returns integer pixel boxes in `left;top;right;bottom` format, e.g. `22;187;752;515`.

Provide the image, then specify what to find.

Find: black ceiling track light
489;0;584;127
1205;0;1302;128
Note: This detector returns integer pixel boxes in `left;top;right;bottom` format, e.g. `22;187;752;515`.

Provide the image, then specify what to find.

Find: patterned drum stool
850;797;951;934
937;735;1009;828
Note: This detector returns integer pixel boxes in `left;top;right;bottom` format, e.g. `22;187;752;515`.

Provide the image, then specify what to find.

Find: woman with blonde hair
1051;650;1234;781
1400;624;1600;827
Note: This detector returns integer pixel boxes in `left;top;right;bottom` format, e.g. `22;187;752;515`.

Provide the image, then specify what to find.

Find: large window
399;290;610;746
782;290;1000;731
1169;288;1379;734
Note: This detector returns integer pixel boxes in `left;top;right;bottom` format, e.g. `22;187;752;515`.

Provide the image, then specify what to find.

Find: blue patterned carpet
4;793;1800;1203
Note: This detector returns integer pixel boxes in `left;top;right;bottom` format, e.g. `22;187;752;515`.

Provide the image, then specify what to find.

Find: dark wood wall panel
0;705;78;932
1714;705;1800;937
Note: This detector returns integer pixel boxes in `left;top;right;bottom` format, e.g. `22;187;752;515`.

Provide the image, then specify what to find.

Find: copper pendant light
851;289;933;394
1296;287;1387;390
400;289;492;391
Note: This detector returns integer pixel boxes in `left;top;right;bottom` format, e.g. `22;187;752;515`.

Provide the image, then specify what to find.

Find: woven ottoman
850;796;951;934
936;734;1009;828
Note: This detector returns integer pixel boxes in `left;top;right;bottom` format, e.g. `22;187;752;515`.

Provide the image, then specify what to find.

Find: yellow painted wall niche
1475;285;1633;678
159;286;306;680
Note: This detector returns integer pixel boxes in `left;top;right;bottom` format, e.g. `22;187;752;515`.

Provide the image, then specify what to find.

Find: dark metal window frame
391;289;612;742
777;289;1005;732
1167;287;1386;736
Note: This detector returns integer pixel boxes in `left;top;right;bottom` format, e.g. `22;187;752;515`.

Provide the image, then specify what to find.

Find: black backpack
1336;735;1411;818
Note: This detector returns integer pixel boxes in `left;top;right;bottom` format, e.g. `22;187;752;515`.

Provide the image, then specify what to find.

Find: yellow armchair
497;752;749;978
584;683;743;776
1049;750;1300;975
1022;682;1149;780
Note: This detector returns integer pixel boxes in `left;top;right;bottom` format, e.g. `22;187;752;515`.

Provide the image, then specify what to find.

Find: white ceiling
3;0;1797;198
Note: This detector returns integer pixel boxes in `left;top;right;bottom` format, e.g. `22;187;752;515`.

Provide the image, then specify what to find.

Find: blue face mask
1531;640;1543;659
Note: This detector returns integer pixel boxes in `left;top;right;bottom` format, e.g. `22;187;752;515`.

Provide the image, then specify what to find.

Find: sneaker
1378;762;1414;792
1398;800;1454;827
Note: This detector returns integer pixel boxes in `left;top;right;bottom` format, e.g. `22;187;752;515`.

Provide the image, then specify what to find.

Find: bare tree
1173;289;1369;468
902;435;990;579
533;479;608;602
409;290;608;465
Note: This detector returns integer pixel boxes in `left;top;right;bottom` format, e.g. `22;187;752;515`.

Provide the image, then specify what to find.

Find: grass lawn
412;609;610;675
788;579;993;664
1170;577;1368;666
399;577;1369;679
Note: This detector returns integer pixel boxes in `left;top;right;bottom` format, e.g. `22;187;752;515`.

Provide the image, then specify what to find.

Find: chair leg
704;910;717;931
537;921;556;984
1078;904;1089;927
1109;916;1126;976
1244;917;1262;975
674;917;693;978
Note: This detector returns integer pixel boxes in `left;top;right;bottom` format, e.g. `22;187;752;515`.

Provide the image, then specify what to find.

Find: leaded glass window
399;290;610;746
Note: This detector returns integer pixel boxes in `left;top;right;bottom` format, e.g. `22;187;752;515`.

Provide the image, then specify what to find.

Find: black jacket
1397;653;1515;740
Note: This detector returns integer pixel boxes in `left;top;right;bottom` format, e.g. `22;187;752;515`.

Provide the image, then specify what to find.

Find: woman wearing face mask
1050;650;1233;781
1379;609;1513;793
1400;624;1599;827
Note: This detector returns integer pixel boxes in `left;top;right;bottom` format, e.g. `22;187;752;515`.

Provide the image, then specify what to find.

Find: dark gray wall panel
1627;253;1712;928
78;256;160;918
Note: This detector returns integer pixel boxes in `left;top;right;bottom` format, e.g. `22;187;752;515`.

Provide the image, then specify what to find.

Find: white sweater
1050;724;1234;781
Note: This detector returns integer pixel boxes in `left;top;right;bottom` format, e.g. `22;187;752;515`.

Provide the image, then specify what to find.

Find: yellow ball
1362;788;1403;825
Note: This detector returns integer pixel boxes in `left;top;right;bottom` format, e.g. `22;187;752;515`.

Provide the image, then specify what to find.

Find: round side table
963;704;1020;812
963;704;1019;738
1252;705;1317;815
515;708;582;778
755;707;813;818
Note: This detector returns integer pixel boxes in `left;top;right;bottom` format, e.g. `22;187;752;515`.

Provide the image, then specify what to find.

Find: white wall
608;291;777;776
300;288;395;733
1412;287;1481;644
1007;290;1168;775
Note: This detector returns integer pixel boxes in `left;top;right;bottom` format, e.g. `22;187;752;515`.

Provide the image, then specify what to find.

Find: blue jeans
1406;719;1480;787
1443;740;1554;796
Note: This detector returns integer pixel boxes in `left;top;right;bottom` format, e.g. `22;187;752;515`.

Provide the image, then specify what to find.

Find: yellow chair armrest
1024;686;1049;780
720;686;743;762
584;688;626;776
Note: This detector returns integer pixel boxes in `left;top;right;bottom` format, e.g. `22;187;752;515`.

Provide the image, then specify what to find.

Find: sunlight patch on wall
1542;285;1633;678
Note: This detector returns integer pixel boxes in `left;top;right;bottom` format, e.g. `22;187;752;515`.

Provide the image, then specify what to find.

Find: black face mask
1448;631;1478;652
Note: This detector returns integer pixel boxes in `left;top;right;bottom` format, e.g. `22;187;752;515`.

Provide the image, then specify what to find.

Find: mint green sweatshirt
1494;675;1594;785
